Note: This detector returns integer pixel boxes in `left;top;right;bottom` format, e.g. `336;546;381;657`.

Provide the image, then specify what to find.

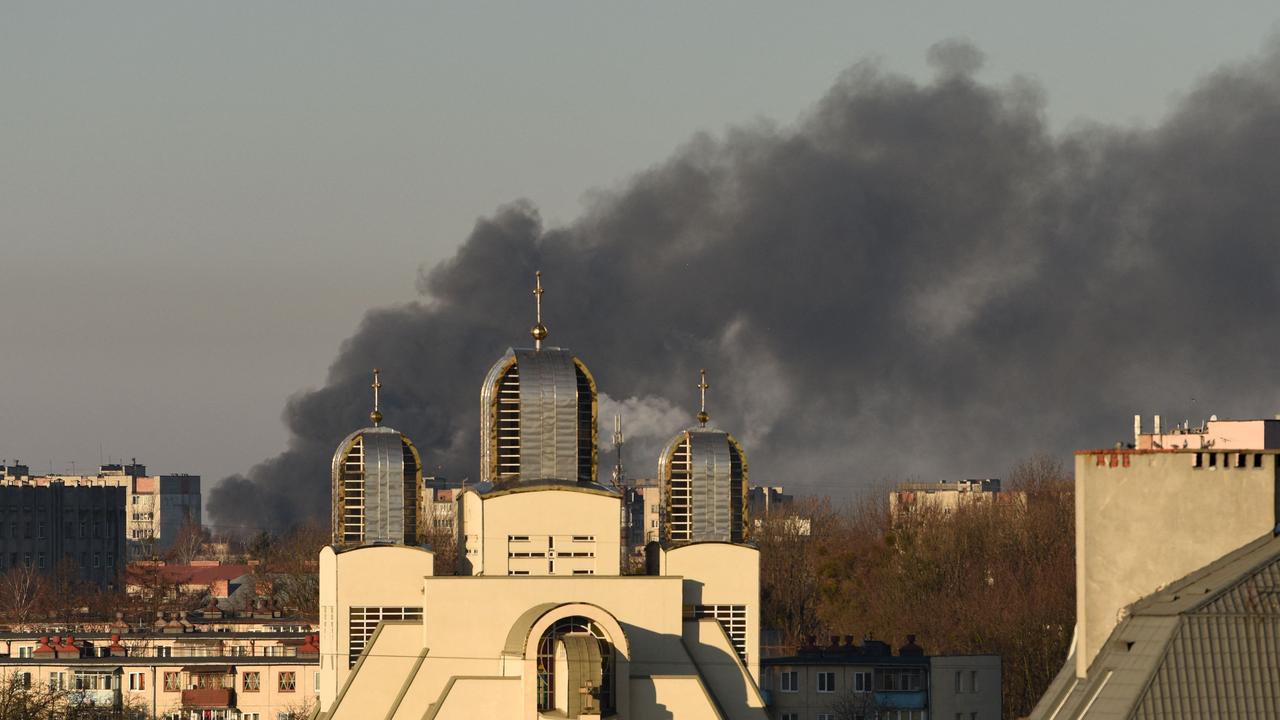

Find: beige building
1030;414;1280;718
0;629;319;719
318;275;768;719
1;460;201;559
762;636;1000;720
888;479;1005;518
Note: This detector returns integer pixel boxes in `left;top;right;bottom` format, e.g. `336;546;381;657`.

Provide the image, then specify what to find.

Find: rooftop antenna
697;368;710;427
370;368;383;427
611;414;625;490
530;271;548;351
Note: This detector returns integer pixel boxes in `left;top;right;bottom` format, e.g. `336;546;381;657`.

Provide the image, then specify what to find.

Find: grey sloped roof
1030;532;1280;720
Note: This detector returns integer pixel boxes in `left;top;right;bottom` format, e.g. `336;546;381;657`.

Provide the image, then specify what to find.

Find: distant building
889;478;1005;517
621;479;661;556
1029;414;1280;718
748;485;793;518
1;460;200;560
125;561;253;600
762;635;1001;720
0;481;125;586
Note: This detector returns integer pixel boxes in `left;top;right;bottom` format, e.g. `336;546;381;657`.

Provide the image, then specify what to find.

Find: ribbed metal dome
658;426;749;544
330;425;423;547
480;347;598;486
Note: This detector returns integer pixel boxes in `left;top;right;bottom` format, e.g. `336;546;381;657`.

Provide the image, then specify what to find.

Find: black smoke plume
209;39;1280;535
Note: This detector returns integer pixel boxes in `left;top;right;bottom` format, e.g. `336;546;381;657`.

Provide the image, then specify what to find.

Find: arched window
535;615;614;716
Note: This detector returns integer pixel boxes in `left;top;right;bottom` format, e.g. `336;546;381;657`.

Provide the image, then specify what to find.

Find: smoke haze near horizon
209;38;1280;534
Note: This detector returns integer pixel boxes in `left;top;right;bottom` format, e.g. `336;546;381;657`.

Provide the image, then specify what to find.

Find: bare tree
0;564;46;627
756;497;834;646
166;518;208;566
420;520;458;576
257;521;327;616
785;455;1075;719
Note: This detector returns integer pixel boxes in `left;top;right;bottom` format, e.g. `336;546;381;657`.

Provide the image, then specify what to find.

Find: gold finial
696;368;710;427
370;368;383;426
530;270;549;350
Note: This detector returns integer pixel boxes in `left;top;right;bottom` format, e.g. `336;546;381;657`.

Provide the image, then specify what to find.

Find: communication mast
611;413;625;490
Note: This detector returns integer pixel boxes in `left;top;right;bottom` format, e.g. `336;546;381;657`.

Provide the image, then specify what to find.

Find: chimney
1154;414;1162;435
1133;414;1142;445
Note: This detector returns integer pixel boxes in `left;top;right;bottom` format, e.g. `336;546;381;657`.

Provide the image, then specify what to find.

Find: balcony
182;687;236;708
874;690;927;710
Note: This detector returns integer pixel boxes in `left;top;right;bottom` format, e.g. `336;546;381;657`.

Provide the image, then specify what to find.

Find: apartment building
1;461;200;559
0;481;125;586
0;629;319;719
762;636;1000;720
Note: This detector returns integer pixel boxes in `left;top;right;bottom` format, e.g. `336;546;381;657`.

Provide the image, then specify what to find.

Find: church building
317;273;768;719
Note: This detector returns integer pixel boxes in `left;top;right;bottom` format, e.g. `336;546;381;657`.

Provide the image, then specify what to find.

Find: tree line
756;456;1075;719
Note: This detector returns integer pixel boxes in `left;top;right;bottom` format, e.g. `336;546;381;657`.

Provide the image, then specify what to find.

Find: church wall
663;542;762;682
469;488;621;576
318;544;434;713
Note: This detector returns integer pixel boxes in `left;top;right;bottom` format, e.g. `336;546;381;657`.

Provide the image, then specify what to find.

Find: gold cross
370;369;383;426
530;271;549;350
697;368;710;426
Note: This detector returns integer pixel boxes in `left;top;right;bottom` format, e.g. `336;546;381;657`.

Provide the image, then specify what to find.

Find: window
157;646;172;658
37;522;45;538
74;671;114;690
243;671;260;692
817;671;836;693
163;672;180;691
93;553;101;568
693;605;748;662
877;669;923;691
106;552;113;567
36;553;45;569
19;673;30;689
348;606;423;667
48;672;65;691
128;672;145;690
278;671;296;692
781;714;798;720
314;672;320;693
854;670;871;692
955;670;962;693
970;670;978;693
18;647;31;659
817;715;835;720
779;670;798;692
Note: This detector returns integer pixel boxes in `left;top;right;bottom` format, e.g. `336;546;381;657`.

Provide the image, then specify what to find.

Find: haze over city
4;3;1280;533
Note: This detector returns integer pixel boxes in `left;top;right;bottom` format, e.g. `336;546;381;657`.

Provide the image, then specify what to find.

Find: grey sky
1;2;1277;490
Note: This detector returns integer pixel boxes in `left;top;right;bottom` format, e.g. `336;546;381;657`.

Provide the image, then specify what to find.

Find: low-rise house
762;635;1000;720
125;561;253;599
